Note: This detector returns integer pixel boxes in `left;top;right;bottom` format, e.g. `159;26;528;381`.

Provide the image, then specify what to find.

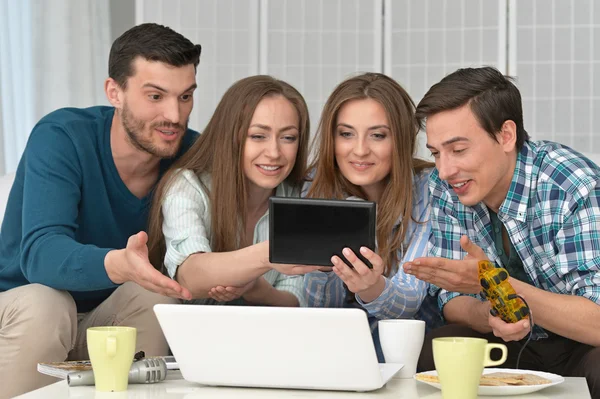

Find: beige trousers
0;282;178;398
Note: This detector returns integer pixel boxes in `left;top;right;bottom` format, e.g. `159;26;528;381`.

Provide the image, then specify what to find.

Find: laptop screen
269;197;376;267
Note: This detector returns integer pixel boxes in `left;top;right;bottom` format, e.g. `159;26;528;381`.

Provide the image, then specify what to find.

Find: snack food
482;372;551;386
415;371;552;386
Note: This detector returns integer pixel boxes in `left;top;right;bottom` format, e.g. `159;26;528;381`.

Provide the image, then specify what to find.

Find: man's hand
489;313;532;342
332;247;386;303
105;231;192;300
403;235;485;294
208;279;258;302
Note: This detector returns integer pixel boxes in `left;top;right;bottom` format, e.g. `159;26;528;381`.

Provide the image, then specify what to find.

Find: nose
264;136;281;159
436;155;458;181
353;137;370;157
163;98;181;125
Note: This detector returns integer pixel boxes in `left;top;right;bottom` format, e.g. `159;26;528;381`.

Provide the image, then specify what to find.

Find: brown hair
415;66;530;151
306;73;432;276
148;75;310;270
109;23;202;89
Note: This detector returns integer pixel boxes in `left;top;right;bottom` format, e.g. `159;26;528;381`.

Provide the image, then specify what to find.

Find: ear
105;78;124;109
498;120;517;153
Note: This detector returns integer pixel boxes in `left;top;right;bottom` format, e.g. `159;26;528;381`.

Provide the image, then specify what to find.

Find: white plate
414;368;565;396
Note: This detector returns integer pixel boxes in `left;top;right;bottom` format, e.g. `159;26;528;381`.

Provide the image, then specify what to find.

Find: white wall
4;1;599;172
136;0;383;146
386;0;505;102
515;0;600;155
385;0;505;159
264;0;382;141
110;0;135;40
136;0;600;163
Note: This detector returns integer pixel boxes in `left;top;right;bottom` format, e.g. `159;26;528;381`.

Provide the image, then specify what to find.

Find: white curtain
0;0;111;174
0;0;35;175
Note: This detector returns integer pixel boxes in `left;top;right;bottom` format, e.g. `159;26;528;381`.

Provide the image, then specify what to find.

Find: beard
121;102;187;158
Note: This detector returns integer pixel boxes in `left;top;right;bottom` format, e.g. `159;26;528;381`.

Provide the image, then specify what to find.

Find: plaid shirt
305;169;444;334
429;140;600;340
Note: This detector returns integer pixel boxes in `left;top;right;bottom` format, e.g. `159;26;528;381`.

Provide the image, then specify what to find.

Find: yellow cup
87;326;137;392
433;337;507;399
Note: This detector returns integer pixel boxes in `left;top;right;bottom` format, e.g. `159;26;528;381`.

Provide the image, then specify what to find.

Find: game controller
478;260;530;323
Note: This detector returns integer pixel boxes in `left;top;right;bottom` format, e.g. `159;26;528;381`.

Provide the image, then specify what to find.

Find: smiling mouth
349;162;374;172
257;165;282;171
157;129;178;136
450;180;470;188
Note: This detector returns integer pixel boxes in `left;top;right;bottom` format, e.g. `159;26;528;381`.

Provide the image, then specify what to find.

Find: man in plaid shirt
404;67;600;396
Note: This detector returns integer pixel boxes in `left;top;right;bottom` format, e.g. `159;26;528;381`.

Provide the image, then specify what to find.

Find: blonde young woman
304;73;443;359
148;76;320;306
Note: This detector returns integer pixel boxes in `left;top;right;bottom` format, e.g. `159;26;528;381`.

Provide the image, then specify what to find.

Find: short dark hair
109;23;202;88
416;66;530;150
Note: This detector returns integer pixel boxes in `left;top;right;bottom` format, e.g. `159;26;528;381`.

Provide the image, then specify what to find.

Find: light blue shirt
303;168;443;360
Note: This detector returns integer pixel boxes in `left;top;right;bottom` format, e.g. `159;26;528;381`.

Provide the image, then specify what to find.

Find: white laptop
154;304;403;391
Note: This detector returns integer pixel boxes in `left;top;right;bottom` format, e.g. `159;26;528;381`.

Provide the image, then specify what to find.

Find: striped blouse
161;169;306;306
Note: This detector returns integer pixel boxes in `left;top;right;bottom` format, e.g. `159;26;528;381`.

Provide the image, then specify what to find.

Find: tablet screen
269;197;376;267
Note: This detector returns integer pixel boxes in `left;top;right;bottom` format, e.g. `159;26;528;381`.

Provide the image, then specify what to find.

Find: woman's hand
258;241;326;275
332;247;386;303
208;279;258;302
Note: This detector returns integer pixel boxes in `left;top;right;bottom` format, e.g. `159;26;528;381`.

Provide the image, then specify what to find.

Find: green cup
433;337;507;399
87;326;136;392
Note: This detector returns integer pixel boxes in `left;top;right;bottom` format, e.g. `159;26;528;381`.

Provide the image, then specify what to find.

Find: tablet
269;197;376;268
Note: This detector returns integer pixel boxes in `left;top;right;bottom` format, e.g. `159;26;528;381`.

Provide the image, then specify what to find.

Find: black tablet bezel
268;196;377;268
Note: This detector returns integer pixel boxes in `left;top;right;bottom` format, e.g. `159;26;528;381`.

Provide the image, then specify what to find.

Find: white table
16;371;591;399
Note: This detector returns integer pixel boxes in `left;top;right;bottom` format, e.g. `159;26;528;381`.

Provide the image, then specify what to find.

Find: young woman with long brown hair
147;75;320;306
304;73;443;359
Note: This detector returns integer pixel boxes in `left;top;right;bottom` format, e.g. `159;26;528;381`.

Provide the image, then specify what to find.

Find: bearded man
0;23;201;397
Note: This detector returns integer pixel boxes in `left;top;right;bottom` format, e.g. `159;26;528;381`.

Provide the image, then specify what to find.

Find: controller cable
507;294;533;370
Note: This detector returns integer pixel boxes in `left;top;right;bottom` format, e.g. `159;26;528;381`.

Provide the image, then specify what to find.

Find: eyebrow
336;123;390;131
249;124;299;133
141;83;198;93
425;136;470;149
